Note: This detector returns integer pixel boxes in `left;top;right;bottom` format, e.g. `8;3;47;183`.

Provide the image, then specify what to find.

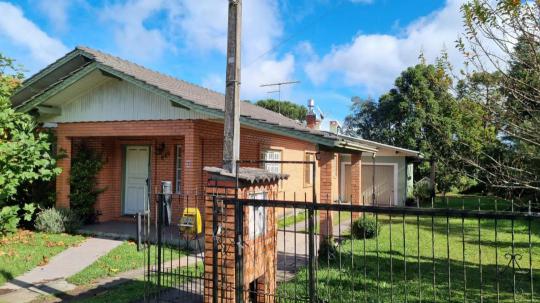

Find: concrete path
0;237;122;303
277;219;352;282
32;253;203;303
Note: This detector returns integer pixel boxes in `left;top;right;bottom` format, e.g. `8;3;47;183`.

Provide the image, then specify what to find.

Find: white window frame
261;149;282;174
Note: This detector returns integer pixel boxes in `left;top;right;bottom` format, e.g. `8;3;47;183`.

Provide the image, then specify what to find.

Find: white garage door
361;164;396;205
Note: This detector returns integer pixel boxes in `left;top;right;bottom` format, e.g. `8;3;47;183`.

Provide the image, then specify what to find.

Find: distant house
10;46;421;224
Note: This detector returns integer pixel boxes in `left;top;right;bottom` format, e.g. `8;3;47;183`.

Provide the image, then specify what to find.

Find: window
175;145;182;193
304;152;315;186
261;150;281;174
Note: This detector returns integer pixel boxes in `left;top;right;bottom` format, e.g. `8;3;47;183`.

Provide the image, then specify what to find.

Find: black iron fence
141;192;206;303
141;160;539;303
221;196;539;303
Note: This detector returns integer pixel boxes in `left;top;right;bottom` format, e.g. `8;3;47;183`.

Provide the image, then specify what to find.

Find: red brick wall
204;182;278;303
350;153;362;220
55;120;318;223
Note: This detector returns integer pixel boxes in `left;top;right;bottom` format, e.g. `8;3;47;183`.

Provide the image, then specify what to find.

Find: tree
458;0;540;193
344;59;487;194
0;54;61;204
255;99;308;122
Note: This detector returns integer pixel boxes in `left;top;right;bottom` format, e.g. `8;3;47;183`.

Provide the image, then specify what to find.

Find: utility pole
223;0;242;174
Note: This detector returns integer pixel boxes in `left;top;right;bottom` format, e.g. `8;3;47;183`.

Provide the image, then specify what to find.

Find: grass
278;210;351;233
0;230;85;286
278;196;540;302
278;210;307;229
67;241;187;285
74;262;204;303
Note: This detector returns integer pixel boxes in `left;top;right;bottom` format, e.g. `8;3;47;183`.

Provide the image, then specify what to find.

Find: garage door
361;165;395;205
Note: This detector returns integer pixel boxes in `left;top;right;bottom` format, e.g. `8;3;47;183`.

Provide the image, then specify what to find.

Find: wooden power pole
223;0;242;174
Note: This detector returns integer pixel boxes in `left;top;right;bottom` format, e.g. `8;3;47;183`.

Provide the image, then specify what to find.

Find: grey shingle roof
204;166;289;184
76;46;337;140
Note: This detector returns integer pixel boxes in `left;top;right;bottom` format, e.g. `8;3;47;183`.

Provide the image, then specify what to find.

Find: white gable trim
41;79;211;123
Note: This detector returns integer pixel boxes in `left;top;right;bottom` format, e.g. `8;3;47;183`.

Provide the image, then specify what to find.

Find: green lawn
67;241;187;285
74;262;204;303
0;230;85;286
278;210;307;229
279;196;540;302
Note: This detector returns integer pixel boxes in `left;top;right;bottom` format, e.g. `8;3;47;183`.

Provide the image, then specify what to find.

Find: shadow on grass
278;250;538;303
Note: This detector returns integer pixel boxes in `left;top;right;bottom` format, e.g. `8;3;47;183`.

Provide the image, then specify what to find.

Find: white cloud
0;2;68;64
100;0;169;61
173;0;294;100
35;0;72;31
305;0;465;95
99;0;293;99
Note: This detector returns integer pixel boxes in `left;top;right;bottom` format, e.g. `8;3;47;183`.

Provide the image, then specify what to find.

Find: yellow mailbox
179;207;202;235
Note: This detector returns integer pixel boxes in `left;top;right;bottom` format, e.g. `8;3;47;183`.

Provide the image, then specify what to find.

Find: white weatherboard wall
42;80;210;123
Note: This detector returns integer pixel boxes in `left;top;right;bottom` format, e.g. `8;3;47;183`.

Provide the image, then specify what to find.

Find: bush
0;206;20;235
0;204;35;235
351;215;379;239
414;177;433;204
70;144;104;223
35;208;81;233
318;237;338;263
405;197;417;207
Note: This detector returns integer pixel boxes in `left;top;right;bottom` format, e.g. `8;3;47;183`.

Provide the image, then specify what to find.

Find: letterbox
179;207;202;235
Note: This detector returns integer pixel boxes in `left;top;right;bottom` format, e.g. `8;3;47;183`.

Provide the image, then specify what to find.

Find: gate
141;186;206;303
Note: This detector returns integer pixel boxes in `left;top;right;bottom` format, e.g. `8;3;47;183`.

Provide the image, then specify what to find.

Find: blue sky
0;0;466;125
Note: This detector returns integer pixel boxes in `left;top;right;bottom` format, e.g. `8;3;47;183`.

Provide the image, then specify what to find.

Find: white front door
124;146;150;215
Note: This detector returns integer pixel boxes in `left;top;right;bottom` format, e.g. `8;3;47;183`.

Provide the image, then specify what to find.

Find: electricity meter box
179;207;202;235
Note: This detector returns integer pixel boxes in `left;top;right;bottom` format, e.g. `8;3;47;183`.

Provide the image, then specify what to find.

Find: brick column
351;152;362;220
318;151;336;241
56;135;71;209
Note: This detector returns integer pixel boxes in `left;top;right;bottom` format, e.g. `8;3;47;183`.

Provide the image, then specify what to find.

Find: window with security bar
260;149;282;174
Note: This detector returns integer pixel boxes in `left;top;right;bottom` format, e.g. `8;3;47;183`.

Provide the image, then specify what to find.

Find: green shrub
318;237;338;263
351;215;379;239
0;204;35;235
414;177;433;203
35;208;81;233
0;206;20;235
70;144;104;223
405;197;417;207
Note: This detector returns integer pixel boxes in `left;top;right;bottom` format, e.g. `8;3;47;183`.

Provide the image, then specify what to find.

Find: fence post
234;197;244;303
157;193;163;290
212;195;219;303
136;212;142;252
308;161;317;303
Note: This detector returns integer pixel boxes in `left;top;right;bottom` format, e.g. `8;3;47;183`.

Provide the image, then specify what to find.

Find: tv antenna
260;80;300;102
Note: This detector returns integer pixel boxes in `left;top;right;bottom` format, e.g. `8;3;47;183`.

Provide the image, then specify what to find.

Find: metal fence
142;162;539;303
220;196;539;303
141;192;206;303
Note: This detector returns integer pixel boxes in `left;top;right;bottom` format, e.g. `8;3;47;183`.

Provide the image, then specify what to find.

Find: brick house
10;46;420;226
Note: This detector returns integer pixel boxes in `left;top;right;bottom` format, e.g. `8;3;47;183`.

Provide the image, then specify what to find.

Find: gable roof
10;47;382;153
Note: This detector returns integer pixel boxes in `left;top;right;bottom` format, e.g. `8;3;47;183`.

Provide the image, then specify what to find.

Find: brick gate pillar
204;168;281;303
318;151;337;242
56;135;71;209
350;152;362;220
